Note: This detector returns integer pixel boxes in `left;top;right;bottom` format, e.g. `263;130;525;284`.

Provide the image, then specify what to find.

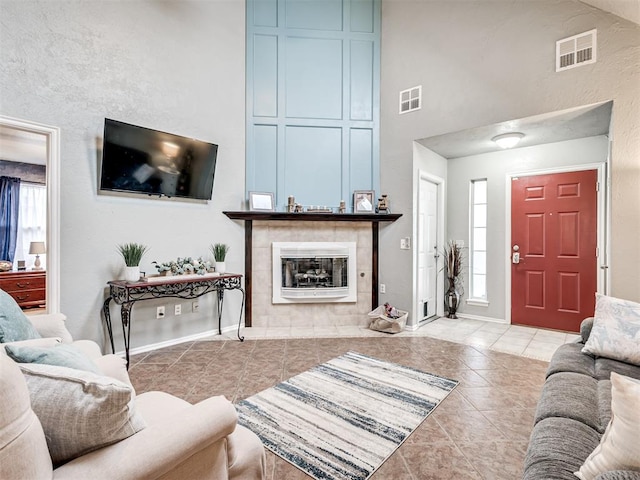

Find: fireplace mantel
223;210;402;327
223;211;402;222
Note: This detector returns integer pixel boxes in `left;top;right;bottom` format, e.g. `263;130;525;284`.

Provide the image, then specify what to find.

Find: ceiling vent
556;29;597;72
399;86;421;114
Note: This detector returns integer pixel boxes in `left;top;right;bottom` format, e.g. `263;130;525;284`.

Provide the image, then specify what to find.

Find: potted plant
443;240;465;318
210;243;230;274
117;242;148;282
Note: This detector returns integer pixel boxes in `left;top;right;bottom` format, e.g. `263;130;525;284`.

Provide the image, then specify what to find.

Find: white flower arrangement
152;257;212;276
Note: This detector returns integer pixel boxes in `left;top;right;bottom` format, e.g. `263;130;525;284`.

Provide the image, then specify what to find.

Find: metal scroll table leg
103;297;115;354
216;289;224;336
237;287;245;342
120;303;133;369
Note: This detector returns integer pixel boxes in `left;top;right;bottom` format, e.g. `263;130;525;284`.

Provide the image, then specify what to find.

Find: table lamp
29;241;46;270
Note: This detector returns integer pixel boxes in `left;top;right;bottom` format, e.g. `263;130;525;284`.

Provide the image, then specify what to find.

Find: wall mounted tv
100;118;218;201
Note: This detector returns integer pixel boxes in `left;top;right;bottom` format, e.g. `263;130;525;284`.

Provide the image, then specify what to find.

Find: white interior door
417;177;439;320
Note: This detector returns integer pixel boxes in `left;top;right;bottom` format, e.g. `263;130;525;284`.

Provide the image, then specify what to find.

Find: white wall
0;1;246;349
446;135;608;321
380;0;640;319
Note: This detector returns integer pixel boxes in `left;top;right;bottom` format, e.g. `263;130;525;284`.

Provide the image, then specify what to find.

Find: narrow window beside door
470;179;487;302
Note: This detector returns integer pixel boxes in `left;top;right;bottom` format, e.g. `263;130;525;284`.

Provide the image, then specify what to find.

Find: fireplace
272;242;357;303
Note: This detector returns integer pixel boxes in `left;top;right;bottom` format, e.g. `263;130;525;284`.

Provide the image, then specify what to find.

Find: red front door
511;170;598;332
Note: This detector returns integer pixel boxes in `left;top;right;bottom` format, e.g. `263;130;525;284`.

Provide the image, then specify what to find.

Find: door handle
512;252;520;264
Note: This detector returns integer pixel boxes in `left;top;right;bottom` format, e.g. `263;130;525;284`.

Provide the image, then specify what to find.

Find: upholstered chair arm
27;313;74;343
52;395;238;480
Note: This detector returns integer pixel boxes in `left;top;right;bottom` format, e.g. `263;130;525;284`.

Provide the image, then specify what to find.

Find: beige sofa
0;313;266;480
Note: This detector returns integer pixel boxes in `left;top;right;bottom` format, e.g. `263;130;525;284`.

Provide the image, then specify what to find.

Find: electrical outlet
192;301;199;312
156;306;165;319
379;283;386;294
175;304;182;316
400;237;411;249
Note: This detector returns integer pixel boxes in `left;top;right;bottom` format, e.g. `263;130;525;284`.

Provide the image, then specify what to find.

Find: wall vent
556;29;597;72
399;85;421;114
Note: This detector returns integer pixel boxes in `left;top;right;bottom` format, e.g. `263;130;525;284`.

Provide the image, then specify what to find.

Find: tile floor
227;316;581;362
128;318;565;479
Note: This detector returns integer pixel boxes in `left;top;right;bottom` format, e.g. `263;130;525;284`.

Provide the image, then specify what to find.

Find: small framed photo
353;190;375;213
249;191;275;211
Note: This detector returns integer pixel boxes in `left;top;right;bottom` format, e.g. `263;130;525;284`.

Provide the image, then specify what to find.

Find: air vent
556;29;597;72
399;85;421;114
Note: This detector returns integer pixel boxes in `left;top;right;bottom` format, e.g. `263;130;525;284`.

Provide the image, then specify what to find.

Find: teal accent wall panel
285;0;343;31
253;0;278;27
251;124;278;192
253;35;278;117
350;0;374;32
284;126;342;206
349;128;373;191
247;0;380;210
285;37;343;120
350;40;373;121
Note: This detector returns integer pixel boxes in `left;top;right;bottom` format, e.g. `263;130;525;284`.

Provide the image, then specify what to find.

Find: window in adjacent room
469;179;487;303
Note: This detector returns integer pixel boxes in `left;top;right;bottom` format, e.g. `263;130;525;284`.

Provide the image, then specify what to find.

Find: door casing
0;115;61;314
413;170;445;327
504;162;608;324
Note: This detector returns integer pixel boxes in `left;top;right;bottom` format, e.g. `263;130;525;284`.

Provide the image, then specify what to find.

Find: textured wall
0;0;246;349
380;0;640;318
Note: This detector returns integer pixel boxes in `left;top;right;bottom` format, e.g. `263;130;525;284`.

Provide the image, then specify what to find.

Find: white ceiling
580;0;640;26
418;101;612;159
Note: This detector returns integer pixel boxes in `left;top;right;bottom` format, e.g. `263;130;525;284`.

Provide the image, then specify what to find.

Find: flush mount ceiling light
492;132;525;149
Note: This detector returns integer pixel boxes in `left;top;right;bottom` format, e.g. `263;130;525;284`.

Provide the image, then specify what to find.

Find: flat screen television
100;118;218;201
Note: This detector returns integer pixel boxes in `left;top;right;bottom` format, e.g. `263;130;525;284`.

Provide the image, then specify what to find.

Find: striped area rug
236;351;458;480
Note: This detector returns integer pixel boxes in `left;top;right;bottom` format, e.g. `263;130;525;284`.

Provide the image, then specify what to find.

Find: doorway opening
0;116;61;314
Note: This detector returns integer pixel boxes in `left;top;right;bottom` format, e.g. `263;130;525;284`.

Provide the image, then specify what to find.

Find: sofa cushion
575;373;640;480
595;357;640;382
4;343;102;374
19;363;147;466
534;372;610;433
0;354;53;480
0;288;41;343
547;342;595;379
582;294;640;366
523;416;601;480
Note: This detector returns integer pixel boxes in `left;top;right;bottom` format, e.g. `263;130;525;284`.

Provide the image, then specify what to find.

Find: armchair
0;311;266;480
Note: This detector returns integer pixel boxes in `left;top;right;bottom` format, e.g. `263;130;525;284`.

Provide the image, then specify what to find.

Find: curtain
0;176;21;262
15;183;47;268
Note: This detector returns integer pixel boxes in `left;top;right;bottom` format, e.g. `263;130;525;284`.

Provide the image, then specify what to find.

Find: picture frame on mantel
353;190;375;213
249;191;275;211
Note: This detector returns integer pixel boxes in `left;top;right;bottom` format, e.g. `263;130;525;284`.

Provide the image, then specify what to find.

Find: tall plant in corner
117;242;148;282
443;240;464;319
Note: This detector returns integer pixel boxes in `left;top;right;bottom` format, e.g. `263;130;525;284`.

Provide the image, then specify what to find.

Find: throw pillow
574;372;640;480
19;363;147;466
0;288;41;343
4;343;102;374
582;294;640;365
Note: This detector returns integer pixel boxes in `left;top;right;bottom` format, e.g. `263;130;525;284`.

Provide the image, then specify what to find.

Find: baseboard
406;316;439;331
456;313;508;324
116;324;238;357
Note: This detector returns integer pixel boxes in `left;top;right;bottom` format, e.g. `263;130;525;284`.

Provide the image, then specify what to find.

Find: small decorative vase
215;261;226;274
445;279;460;319
124;266;140;282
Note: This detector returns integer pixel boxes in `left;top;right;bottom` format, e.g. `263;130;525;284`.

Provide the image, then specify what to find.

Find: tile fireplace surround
223;212;401;328
253;220;370;327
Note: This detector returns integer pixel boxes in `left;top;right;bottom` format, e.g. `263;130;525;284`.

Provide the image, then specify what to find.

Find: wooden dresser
0;270;46;309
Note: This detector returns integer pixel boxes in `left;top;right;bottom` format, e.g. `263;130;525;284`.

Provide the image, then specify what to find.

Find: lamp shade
29;241;46;255
492;132;525;149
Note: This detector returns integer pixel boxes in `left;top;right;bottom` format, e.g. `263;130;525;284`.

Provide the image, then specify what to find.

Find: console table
103;273;245;367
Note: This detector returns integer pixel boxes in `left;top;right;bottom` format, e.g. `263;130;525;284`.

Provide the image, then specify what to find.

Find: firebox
272;242;357;303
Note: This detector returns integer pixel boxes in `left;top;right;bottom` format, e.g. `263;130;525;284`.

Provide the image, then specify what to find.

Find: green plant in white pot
117;243;149;282
210;243;230;274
